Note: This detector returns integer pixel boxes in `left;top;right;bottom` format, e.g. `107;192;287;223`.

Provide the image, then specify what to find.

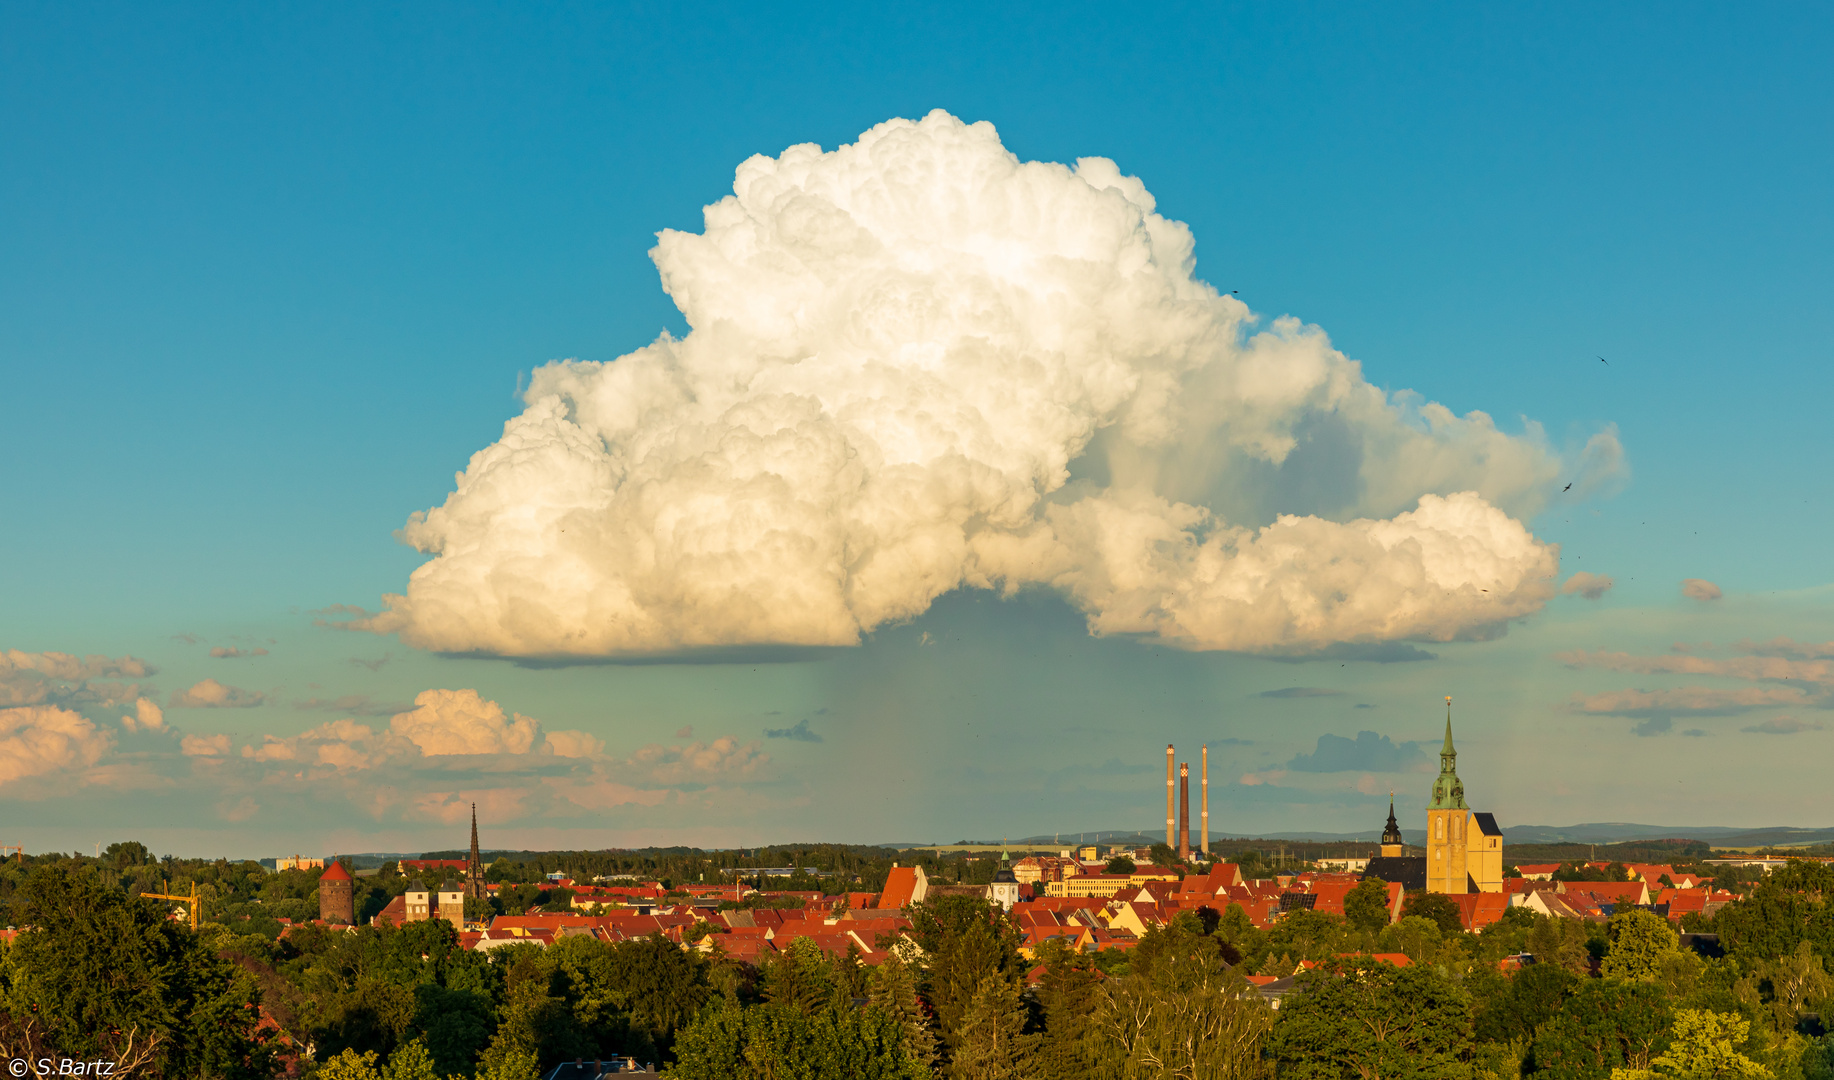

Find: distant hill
1003;823;1834;849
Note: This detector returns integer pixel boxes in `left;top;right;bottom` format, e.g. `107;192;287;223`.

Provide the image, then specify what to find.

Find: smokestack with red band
1178;762;1190;857
1165;745;1175;849
1201;744;1210;857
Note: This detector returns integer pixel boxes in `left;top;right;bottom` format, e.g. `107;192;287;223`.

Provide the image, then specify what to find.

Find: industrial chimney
1201;744;1210;858
1178;761;1190;858
1165;744;1175;849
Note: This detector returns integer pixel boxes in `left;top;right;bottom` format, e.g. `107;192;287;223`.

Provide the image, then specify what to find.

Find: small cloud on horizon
1633;716;1673;737
169;678;266;709
209;646;269;659
1743;716;1825;735
764;718;823;743
1682;578;1722;602
294;694;410;717
1560;571;1614;600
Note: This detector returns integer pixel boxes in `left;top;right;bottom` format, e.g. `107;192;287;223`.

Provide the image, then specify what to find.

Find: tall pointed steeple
1429;696;1467;810
464;802;487;899
1381;792;1403;848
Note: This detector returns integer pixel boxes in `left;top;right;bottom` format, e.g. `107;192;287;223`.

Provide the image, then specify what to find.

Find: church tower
464;803;488;900
989;843;1020;912
1426;698;1471;894
1380;793;1404;858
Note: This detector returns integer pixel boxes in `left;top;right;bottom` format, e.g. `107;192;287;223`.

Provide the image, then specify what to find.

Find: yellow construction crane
142;880;201;931
0;846;21;865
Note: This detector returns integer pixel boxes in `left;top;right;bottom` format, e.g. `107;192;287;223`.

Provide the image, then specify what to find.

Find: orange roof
1444;892;1511;931
370;893;407;927
1561;881;1650;904
879;867;919;910
1306;881;1356;917
714;938;777;962
320;862;352;882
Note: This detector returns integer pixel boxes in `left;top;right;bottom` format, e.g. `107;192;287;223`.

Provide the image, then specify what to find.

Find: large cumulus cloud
350;111;1602;658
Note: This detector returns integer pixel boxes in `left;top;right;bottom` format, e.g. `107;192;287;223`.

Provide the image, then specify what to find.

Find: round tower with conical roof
318;859;354;924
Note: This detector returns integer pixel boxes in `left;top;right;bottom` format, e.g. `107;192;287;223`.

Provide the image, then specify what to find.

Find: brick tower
318;860;354;924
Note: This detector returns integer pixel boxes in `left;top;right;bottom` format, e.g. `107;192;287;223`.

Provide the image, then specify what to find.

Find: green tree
1259;908;1360;969
1032;941;1106;1080
1530;981;1673;1080
1529;915;1597;977
1402;891;1466;936
1344;878;1394;934
1104;856;1137;875
1608;1009;1772;1080
947;974;1038;1080
412;984;495;1077
1148;844;1181;869
385;1039;443;1080
1474;962;1577;1045
1377;915;1446;964
664;999;928;1080
477;1042;540;1080
762;937;838;1016
1802;1034;1834;1080
1710;884;1824;966
1266;957;1472;1079
869;952;937;1071
1;864;273;1079
489;948;590;1066
1603;909;1681;982
908;896;1021;1049
319;1048;386;1080
602;934;713;1056
1095;939;1271;1080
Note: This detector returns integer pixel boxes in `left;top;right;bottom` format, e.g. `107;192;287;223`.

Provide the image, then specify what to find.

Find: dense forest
1;844;1832;1078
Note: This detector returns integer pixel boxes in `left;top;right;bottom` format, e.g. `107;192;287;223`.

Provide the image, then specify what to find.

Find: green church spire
1429;696;1467;810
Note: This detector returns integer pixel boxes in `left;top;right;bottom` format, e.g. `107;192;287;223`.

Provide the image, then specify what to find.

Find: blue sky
2;3;1830;857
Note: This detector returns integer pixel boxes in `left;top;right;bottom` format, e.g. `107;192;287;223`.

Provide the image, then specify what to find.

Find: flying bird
1563;483;1573;492
1597;356;1608;365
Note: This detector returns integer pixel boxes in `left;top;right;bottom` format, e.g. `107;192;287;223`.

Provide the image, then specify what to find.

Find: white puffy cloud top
359;111;1593;657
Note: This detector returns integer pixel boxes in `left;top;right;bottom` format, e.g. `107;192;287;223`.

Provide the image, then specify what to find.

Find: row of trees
4;848;1834;1078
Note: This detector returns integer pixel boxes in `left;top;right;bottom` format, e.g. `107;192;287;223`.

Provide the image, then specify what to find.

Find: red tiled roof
1444;892;1511;931
371;894;407;927
1306;881;1357;917
1561;881;1650;905
320;862;352;882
